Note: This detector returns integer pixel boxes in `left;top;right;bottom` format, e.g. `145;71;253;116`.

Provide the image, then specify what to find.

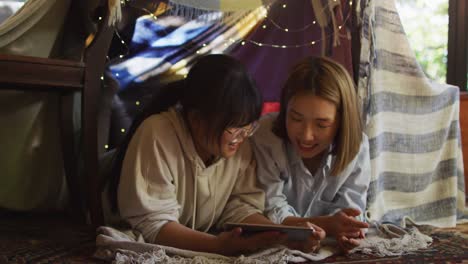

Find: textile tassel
355;0;362;26
328;0;340;47
108;0;122;26
166;0;271;22
311;0;328;55
169;0;266;12
311;0;342;55
169;2;218;22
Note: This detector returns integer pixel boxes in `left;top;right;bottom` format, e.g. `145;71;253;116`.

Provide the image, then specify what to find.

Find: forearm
241;213;275;225
154;221;220;253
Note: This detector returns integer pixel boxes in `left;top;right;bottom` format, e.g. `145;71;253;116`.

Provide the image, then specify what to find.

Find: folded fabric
94;226;334;264
350;218;433;257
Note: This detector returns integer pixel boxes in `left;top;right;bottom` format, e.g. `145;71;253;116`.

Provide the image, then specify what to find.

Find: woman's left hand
336;229;365;253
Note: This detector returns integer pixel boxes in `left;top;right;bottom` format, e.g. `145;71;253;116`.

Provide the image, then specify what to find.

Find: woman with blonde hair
252;56;371;253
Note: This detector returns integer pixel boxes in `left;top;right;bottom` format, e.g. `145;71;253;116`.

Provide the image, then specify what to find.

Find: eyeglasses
225;121;259;144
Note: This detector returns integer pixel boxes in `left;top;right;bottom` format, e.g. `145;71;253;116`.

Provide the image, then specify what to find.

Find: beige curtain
0;0;67;55
0;0;71;211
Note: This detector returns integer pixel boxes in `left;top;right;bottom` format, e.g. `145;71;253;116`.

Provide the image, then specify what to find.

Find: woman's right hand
285;222;326;253
327;208;369;237
215;227;287;256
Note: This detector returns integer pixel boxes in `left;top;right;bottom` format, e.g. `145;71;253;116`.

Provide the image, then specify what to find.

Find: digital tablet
223;222;315;241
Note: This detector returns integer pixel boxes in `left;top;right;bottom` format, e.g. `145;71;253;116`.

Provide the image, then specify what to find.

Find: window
396;0;448;84
447;0;467;91
396;0;467;90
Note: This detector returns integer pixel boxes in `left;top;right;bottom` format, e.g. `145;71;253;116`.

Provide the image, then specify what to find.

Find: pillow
261;102;280;115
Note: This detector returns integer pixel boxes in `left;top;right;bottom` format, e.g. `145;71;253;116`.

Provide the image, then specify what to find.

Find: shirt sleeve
250;117;298;224
216;143;265;228
118;117;181;243
325;135;371;221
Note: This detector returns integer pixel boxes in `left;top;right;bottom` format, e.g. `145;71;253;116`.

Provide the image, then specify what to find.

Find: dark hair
273;56;362;176
108;54;262;212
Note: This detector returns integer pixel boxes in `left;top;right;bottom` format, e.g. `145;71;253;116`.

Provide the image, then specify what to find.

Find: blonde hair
273;56;363;176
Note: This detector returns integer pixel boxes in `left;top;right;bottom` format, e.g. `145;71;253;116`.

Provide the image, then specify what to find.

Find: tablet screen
224;222;315;241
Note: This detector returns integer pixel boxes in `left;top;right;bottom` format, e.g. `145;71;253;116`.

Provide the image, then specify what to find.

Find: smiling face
286;93;339;160
218;123;255;158
221;122;259;158
189;115;257;164
274;56;362;176
219;132;241;158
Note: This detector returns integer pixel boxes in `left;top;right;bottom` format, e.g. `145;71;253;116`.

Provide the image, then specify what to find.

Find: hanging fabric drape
0;0;120;49
232;0;354;102
0;0;74;212
0;0;117;212
0;0;61;52
358;0;467;227
109;6;266;90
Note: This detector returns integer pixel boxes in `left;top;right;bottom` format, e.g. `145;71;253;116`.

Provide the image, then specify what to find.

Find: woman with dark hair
110;54;323;255
252;56;371;253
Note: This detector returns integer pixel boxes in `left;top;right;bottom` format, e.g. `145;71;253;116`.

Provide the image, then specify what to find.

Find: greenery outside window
396;0;467;91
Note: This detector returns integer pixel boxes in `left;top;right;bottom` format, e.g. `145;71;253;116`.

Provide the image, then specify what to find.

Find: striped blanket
358;0;467;227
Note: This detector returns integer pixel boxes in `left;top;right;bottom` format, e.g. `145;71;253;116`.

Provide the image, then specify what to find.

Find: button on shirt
251;113;371;224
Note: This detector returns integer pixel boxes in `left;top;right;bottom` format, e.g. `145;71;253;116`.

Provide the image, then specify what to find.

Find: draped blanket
94;226;334;263
358;0;467;227
109;6;266;90
94;223;434;262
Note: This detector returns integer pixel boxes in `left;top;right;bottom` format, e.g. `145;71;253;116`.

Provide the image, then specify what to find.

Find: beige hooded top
118;106;265;243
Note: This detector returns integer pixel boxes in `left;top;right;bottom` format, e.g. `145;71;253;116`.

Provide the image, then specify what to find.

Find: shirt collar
286;141;334;170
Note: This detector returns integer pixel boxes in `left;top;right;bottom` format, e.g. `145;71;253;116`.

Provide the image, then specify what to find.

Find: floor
0;210;467;263
0;211;103;263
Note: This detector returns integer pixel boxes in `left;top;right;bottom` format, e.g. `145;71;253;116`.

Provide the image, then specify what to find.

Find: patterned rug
0;211;467;263
0;211;103;264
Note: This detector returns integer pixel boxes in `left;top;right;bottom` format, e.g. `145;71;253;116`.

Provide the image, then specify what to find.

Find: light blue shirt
251;113;371;224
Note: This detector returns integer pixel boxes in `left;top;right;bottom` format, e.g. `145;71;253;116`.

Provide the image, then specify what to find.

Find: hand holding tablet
224;222;316;241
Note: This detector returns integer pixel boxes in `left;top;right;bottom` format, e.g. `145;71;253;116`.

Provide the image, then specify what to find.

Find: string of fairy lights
113;0;352;52
101;0;353;150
